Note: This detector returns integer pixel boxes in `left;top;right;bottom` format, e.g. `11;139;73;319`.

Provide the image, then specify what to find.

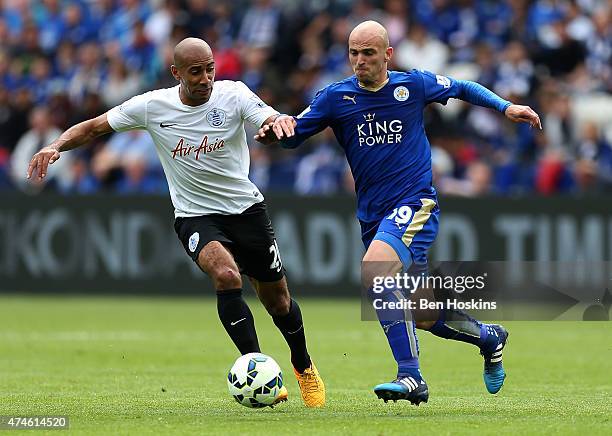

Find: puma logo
343;95;357;104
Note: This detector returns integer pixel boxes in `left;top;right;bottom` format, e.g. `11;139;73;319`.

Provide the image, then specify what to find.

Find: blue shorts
360;198;439;271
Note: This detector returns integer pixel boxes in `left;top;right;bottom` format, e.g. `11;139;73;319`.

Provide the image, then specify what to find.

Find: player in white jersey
26;37;325;408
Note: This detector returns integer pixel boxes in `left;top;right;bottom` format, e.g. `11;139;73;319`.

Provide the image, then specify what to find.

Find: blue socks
371;290;500;380
428;308;496;351
374;288;422;380
380;319;421;377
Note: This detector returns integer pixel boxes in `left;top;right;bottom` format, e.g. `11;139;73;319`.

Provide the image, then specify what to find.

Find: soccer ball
227;352;283;408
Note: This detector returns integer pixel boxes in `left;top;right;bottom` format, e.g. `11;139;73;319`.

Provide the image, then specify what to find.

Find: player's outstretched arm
504;104;542;129
27;113;113;181
449;79;542;129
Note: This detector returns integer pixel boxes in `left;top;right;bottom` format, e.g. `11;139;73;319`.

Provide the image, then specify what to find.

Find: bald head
349;21;389;50
348;21;392;88
173;37;212;68
171;37;215;106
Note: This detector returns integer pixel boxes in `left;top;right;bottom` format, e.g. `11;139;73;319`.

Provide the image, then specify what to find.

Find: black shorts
174;201;284;282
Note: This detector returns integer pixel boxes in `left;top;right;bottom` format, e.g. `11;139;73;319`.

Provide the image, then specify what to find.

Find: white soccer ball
227;352;283;408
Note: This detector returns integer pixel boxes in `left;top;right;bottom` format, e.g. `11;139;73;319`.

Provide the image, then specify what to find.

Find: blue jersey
282;69;510;223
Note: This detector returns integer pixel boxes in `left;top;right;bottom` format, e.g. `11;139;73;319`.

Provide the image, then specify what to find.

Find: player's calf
252;277;291;317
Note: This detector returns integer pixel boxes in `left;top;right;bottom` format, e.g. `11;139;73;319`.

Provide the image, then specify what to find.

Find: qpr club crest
188;232;200;252
206;108;226;127
393;86;409;101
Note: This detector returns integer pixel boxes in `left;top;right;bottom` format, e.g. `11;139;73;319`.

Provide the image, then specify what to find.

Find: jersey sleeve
417;69;461;106
281;87;331;149
417;70;511;113
106;93;149;131
236;81;278;127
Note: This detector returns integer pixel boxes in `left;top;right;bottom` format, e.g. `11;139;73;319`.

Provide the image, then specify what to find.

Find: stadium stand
0;0;610;196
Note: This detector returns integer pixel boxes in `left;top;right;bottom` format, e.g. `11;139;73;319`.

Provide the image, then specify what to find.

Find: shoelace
300;370;321;393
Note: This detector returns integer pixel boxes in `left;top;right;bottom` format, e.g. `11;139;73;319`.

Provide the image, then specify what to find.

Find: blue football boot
481;324;509;394
374;376;429;405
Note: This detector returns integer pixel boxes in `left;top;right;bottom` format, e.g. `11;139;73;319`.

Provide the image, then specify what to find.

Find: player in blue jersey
256;21;541;405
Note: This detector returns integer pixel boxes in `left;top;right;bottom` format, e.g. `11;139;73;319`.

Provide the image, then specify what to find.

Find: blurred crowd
0;0;611;197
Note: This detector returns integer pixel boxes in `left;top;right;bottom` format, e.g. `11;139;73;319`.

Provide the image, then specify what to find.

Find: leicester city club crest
206;109;226;128
394;86;409;102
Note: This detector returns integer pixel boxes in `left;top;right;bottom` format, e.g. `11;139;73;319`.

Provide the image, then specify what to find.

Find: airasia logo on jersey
357;113;403;146
171;135;224;160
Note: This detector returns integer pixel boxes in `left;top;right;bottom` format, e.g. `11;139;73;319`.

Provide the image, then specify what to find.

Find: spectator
249;143;271;192
494;40;534;98
0;0;610;197
12;20;45;72
28;56;57;104
535;16;587;77
10;106;73;193
33;0;65;53
53;41;77;84
68;42;106;104
62;2;94;46
565;0;595;43
575;121;612;189
0;85;28;152
535;148;574;194
3;86;31;150
394;23;449;73
238;0;280;51
185;0;214;40
1;0;30;40
106;0;151;50
438;160;494;197
585;6;611;90
101;58;143;108
115;152;166;194
122;20;157;82
145;0;184;47
91;130;161;191
294;132;346;195
381;0;409;47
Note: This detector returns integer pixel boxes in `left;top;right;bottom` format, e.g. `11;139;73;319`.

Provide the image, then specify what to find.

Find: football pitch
1;296;610;435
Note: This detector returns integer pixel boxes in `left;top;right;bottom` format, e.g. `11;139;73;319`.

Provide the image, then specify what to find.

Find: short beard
357;74;376;87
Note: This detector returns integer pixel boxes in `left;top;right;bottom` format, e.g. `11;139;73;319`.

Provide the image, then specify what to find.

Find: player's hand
505;104;542;129
272;115;296;140
26;145;60;180
254;122;279;144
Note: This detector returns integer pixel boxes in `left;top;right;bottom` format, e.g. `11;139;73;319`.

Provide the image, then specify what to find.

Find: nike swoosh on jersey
160;122;178;128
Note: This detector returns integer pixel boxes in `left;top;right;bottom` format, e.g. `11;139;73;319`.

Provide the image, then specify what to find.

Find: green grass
0;296;610;435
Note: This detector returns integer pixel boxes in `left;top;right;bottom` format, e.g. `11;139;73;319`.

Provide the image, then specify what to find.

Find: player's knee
213;268;242;290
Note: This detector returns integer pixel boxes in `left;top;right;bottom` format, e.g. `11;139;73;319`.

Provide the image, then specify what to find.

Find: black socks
272;299;311;373
216;289;260;354
217;291;311;373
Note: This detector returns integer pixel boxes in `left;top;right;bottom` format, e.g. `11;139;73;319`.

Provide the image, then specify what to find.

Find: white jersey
106;81;277;217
